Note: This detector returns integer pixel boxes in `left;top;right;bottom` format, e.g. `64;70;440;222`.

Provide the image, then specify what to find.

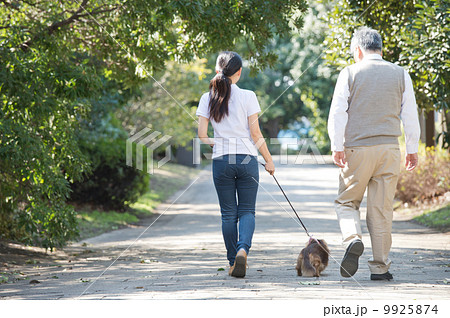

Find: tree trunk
263;118;280;139
425;110;435;148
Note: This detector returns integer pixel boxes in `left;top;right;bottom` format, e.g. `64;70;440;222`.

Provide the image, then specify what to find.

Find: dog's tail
301;250;317;276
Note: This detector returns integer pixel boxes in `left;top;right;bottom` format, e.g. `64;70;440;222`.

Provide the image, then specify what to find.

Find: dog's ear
318;239;329;249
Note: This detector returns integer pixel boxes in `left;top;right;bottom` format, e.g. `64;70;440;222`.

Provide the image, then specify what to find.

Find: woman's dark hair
208;51;243;122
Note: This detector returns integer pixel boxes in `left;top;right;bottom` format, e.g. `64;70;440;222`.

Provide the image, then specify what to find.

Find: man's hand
405;153;418;171
332;151;347;168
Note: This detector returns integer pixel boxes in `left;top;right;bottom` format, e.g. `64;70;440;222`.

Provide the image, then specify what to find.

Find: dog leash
259;162;311;238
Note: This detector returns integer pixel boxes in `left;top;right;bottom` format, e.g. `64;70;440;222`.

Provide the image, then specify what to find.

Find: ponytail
208;51;243;123
209;73;231;122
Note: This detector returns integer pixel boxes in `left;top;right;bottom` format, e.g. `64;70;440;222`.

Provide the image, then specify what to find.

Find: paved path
1;161;449;300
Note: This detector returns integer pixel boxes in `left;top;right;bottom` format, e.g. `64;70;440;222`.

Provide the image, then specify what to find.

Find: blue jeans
212;154;259;266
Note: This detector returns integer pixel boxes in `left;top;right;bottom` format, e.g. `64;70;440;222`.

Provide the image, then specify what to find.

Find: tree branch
1;0;21;10
20;0;118;51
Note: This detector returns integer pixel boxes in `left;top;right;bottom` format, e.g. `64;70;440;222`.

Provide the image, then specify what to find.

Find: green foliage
70;78;149;210
0;0;308;249
130;162;201;215
414;204;450;232
236;38;307;139
16;201;79;251
118;59;210;148
0;0;307;79
289;3;337;153
77;210;139;240
234;2;337;153
0;16;100;249
322;0;450;147
396;145;450;204
70;136;150;211
0;275;8;284
77;162;200;239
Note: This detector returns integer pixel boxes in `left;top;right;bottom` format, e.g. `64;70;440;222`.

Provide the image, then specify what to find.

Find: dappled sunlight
1;165;448;300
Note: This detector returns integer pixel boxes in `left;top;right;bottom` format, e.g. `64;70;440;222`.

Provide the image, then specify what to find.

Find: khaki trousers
335;144;401;274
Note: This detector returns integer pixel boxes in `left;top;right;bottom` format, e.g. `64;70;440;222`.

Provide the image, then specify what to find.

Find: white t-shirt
196;84;261;159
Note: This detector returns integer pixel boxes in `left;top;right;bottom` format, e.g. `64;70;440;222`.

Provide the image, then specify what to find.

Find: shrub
69;78;149;211
70;134;149;211
0;45;97;250
17;201;79;250
396;145;450;204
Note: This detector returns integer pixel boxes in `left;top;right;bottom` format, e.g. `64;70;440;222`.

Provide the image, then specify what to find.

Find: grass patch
76;163;201;240
77;211;139;239
130;162;201;216
414;204;450;232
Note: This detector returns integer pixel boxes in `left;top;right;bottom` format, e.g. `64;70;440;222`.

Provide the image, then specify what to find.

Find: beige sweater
344;58;405;147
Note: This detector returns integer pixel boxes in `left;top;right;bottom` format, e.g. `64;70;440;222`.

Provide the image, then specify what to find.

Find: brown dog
296;238;329;277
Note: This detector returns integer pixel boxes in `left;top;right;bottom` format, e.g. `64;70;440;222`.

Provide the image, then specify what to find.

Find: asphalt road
1;159;449;300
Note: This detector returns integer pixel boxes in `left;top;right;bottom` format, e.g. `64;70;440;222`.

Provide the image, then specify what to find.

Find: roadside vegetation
414;205;450;232
1;1;447;250
76;163;200;240
395;143;450;232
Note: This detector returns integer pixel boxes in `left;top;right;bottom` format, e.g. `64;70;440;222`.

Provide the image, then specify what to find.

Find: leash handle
258;161;311;237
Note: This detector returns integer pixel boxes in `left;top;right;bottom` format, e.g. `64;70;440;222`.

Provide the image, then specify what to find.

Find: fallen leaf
29;280;40;284
299;281;320;285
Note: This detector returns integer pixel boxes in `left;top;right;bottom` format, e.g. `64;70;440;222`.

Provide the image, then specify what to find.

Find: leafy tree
0;0;308;248
288;2;338;153
321;0;449;148
70;77;150;211
118;59;211;148
236;37;307;139
0;42;99;249
230;2;337;153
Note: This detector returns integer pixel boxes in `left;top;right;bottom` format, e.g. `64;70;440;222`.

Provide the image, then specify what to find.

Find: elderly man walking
328;27;420;280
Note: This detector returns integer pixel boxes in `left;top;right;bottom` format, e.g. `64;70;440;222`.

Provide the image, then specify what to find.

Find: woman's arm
197;116;214;147
248;113;275;175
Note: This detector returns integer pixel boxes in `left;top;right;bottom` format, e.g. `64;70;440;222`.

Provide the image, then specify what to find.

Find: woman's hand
264;161;275;175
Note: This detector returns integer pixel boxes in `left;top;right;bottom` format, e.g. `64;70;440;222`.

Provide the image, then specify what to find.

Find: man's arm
401;70;421;171
328;68;350;168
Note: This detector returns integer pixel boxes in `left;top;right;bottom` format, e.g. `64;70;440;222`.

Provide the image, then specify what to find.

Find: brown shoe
228;264;235;276
229;249;247;278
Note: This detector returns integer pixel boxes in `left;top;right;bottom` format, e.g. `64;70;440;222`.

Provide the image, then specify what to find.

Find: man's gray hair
351;27;382;53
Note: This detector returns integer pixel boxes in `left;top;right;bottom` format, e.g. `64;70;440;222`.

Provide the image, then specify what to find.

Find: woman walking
196;51;275;278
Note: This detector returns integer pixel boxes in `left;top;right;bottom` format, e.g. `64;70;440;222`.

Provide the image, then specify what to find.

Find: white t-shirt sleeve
196;93;209;118
247;91;261;117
